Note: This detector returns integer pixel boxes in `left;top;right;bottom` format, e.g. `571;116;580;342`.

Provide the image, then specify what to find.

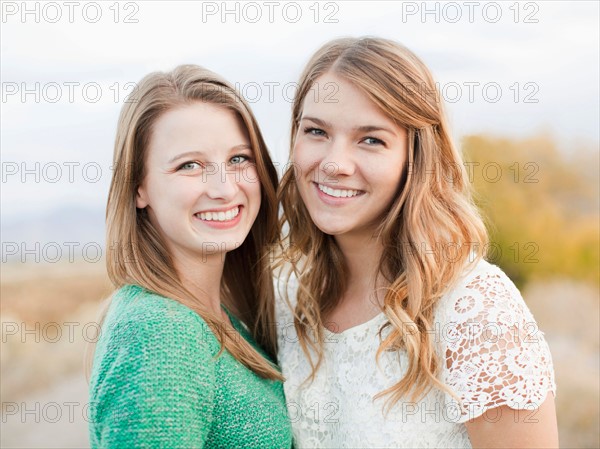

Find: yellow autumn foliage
462;134;599;287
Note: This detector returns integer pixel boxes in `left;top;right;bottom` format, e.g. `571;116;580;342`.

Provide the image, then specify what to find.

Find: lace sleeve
439;262;556;423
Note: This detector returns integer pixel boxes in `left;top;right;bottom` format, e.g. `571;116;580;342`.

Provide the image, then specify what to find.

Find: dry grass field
1;261;598;448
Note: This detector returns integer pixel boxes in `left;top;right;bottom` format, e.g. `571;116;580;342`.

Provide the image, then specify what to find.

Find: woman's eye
363;137;385;146
230;155;251;164
178;161;202;171
304;127;327;137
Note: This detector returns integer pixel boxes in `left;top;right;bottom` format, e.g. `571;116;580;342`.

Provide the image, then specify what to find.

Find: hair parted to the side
276;37;489;410
97;64;281;380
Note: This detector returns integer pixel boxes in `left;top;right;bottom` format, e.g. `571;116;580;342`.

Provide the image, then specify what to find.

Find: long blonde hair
277;37;488;408
103;64;282;380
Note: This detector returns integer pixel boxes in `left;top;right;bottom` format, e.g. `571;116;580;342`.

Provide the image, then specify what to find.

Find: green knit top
89;284;293;449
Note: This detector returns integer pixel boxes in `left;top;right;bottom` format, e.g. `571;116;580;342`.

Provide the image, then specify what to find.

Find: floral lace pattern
275;259;556;448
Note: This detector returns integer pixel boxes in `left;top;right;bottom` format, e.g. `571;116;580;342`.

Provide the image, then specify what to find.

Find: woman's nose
203;162;238;200
319;139;356;178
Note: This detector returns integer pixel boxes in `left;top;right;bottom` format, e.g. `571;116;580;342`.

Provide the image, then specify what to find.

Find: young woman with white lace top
275;37;558;448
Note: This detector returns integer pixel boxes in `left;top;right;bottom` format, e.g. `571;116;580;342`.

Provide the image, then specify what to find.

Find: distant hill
1;206;106;263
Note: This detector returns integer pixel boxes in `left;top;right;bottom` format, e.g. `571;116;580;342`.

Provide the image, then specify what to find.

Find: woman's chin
311;221;349;237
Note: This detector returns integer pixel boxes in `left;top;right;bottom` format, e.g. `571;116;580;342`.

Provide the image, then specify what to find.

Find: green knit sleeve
89;287;218;449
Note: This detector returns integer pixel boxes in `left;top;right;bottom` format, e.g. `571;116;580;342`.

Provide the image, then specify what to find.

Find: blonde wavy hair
277;37;488;409
99;64;282;380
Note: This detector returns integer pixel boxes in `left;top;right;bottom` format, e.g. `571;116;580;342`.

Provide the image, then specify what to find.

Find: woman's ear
136;184;149;209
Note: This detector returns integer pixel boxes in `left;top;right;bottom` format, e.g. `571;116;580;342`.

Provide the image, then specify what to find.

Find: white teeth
198;206;240;222
318;184;361;198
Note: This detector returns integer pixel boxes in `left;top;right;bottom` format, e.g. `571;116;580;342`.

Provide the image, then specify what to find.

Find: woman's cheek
242;165;259;185
293;141;321;180
242;165;261;195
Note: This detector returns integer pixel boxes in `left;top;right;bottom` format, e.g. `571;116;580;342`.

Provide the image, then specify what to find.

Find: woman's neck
172;250;226;315
320;232;388;332
334;232;386;294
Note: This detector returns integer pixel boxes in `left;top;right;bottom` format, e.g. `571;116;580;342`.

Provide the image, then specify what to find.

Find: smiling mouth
316;183;364;198
195;206;240;222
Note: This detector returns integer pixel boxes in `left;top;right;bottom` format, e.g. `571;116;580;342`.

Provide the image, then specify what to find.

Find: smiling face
136;101;261;263
293;72;408;242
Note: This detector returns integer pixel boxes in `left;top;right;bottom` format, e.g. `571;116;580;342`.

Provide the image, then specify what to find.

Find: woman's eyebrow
168;150;206;163
168;144;251;163
301;116;333;128
302;116;396;136
229;144;253;152
352;125;396;135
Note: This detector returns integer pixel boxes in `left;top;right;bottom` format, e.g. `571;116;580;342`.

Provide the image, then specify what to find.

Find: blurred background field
1;134;598;447
1;262;111;448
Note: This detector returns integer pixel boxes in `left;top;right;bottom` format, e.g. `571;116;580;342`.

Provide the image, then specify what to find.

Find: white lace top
275;259;556;448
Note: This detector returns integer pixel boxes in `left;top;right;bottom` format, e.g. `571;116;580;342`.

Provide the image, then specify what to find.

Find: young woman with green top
89;65;293;448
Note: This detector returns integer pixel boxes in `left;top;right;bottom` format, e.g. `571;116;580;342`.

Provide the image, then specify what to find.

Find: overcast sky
1;0;599;225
